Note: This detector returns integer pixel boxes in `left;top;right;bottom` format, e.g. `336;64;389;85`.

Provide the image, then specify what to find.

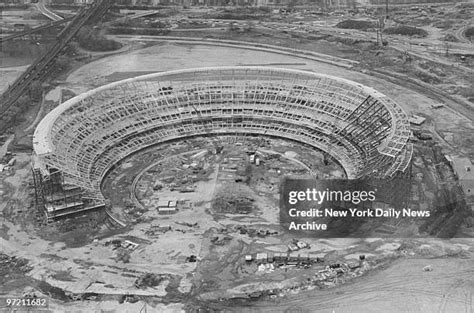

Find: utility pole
385;0;389;19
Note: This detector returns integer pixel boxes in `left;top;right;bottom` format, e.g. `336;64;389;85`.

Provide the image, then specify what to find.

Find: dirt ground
1;18;473;311
246;250;473;313
64;40;474;158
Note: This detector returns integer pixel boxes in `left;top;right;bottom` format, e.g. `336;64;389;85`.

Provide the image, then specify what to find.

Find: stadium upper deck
33;67;412;201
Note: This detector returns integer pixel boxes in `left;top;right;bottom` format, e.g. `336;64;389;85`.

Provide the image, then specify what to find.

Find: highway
126;10;160;20
113;34;474;124
35;0;63;21
190;19;474;71
0;0;112;132
0;17;72;43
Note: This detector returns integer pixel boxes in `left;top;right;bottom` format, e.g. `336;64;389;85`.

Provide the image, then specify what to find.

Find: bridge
35;0;63;21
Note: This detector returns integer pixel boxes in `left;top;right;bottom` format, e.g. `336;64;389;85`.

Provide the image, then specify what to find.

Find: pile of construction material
237;256;371;299
104;239;139;251
316;263;351;280
288;239;310;251
0;253;32;275
210;235;232;245
313;259;371;287
143;225;172;237
134;273;165;289
232;225;278;237
119;294;140;304
175;221;199;228
257;263;275;274
412;129;433;140
213;195;255;214
213;184;257;214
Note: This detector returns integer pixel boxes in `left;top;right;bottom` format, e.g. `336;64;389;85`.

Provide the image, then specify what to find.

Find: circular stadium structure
33;67;412;205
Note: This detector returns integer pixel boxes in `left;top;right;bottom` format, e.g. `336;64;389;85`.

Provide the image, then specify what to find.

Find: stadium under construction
31;66;413;221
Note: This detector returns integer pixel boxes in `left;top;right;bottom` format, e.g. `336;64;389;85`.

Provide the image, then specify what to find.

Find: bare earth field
1;36;473;312
250;254;473;313
67;41;474;156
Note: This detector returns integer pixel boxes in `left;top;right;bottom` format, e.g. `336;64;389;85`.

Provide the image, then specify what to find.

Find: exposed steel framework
33;67;413;203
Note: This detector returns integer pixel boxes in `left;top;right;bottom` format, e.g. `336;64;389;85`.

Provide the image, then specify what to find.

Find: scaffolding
32;164;105;222
33;67;412;203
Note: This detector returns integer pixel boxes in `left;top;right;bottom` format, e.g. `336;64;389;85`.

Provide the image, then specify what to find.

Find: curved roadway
36;0;63;21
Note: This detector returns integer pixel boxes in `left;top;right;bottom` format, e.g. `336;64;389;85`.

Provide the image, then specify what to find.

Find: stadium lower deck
33;67;412;210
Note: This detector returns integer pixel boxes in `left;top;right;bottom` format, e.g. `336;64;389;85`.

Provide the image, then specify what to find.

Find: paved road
35;0;63;21
258;21;474;69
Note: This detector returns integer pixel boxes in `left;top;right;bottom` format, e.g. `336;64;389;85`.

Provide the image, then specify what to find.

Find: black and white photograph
0;0;473;312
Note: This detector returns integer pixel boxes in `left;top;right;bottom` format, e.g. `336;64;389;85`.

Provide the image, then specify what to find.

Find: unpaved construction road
65;38;474;157
2;28;472;312
234;256;474;313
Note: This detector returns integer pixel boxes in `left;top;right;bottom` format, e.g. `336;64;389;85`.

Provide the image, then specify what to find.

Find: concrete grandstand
32;67;413;217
